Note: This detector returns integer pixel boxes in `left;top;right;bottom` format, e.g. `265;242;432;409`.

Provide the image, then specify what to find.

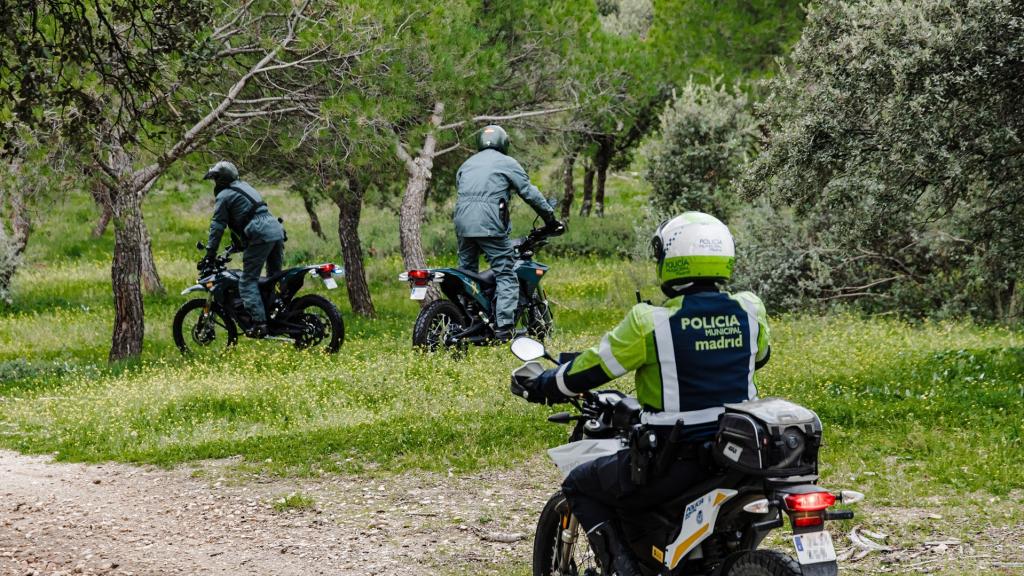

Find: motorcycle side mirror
196;241;206;250
511;337;547;362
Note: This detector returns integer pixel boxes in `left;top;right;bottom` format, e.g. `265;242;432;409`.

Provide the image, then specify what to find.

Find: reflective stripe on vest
599;333;628;378
647;293;760;425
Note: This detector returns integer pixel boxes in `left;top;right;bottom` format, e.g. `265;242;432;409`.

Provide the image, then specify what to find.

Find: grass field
1;171;1023;509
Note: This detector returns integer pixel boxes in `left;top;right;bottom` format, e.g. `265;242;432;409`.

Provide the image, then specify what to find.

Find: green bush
642;79;758;219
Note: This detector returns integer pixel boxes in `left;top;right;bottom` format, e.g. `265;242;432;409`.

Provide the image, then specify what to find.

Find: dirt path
0;451;558;576
2;451;1022;576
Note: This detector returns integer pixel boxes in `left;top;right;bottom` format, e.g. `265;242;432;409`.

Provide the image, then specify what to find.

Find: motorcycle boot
492;325;515;342
586;522;643;576
246;322;269;339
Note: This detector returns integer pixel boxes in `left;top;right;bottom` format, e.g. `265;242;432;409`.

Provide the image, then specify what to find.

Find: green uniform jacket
453;149;553;238
207;180;284;254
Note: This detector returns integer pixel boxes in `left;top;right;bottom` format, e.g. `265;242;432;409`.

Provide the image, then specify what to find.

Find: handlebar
514;222;566;258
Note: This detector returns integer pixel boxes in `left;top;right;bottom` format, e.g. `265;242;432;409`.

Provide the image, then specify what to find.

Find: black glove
543;219;566;237
198;255;215;272
511;373;549;404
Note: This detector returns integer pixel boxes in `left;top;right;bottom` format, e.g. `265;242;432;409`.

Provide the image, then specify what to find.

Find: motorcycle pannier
713;397;822;477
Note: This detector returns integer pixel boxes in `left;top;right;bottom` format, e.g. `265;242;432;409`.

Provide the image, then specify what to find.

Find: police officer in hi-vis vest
522;212;771;576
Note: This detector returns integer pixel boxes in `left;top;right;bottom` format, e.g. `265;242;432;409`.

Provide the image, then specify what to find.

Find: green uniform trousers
240;240;284;323
457;235;517;328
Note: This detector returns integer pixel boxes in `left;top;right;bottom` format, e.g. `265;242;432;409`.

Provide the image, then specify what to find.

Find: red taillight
793;514;824;528
408;269;430;280
319;263;336;273
785;491;836;512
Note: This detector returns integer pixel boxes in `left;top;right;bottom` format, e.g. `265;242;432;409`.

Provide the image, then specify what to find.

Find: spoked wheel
726;550;802;576
288;294;344;353
172;299;238;356
533;492;603;576
525;286;554;340
412;299;468;351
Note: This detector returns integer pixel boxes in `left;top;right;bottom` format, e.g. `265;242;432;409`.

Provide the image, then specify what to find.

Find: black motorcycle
173;242;345;354
509;337;863;576
398;222;565;350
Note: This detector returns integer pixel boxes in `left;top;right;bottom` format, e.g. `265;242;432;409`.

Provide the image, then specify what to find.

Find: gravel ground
2;450;1021;576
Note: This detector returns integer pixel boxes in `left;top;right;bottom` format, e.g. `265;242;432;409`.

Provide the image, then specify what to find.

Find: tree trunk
90;180;113;237
560;151;576;221
398;102;444;273
302;193;326;240
109;186;147;362
334;171;375;317
594;138;613;218
579;159;595;217
0;178;31;297
106;138;148;363
139;214;164;295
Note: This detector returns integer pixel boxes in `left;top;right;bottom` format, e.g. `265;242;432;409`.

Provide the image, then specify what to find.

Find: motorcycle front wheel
412;299;468;351
172;299;238;356
526;285;554;340
534;492;604;576
288;294;345;353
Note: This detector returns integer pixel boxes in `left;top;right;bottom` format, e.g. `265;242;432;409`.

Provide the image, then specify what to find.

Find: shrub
642;79;759;220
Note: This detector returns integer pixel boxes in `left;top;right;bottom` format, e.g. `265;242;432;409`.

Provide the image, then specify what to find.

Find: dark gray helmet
203;161;239;185
478;125;510;154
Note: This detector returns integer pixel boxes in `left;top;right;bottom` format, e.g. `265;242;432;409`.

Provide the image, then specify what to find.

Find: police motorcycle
508;337;863;576
172;241;345;354
398;219;565;350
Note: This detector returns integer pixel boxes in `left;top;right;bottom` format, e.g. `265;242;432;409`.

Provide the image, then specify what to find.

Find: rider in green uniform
520;212;771;576
202;161;285;338
454;125;563;341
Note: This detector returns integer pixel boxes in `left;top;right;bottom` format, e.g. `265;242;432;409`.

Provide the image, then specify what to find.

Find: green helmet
203;160;239;186
478;125;510;154
651;212;735;287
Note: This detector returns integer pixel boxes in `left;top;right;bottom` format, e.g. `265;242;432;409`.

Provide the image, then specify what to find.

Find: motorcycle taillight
785;491;836;512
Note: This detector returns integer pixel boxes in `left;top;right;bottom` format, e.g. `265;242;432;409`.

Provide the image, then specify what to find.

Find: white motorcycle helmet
651;212;735;291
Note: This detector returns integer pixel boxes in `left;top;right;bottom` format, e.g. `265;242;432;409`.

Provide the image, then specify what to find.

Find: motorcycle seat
455;268;496;286
258;270;290;288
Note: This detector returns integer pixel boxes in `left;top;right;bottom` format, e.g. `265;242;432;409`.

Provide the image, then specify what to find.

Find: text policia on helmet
653;212;736;285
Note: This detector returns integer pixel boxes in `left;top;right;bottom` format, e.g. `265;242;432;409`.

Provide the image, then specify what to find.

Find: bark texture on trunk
398;102;444;273
335;172;375;317
90;180;113;237
139;214;164;295
107;139;147;363
303;194;326;240
560;152;576;221
594;138;613;218
0;175;31;296
109;187;146;362
579;159;595;217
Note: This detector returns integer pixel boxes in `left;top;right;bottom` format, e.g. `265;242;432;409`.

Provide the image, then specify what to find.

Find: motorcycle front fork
559;514;581;574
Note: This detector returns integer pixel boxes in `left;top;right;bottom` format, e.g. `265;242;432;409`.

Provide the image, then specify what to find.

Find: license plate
323;277;338;290
793;531;836;565
410;286;427;300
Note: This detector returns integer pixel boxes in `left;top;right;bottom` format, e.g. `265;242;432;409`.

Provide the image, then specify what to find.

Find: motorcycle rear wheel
534;492;603;576
289;294;344;353
726;550;802;576
172;299;238;356
412;299;468;351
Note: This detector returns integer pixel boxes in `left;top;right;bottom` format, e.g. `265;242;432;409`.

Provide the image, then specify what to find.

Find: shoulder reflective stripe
641;407;725;426
555;363;573;397
651;307;679;412
599;333;627;377
731;295;760;401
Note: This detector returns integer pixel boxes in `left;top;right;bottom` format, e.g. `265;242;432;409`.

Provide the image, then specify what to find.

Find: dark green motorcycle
399;224;564;351
173;242;345;355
